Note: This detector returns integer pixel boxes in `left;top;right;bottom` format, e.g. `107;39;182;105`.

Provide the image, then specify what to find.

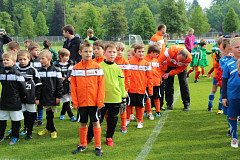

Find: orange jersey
114;56;131;91
70;59;105;108
212;53;220;78
158;45;192;76
149;31;166;56
145;54;161;86
93;56;104;63
128;57;153;95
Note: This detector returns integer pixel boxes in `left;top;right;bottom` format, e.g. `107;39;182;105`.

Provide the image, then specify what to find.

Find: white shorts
44;106;57;113
22;104;36;113
0;110;24;121
60;94;71;103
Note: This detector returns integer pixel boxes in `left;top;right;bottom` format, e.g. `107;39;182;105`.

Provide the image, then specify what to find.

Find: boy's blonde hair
17;50;30;59
7;41;20;51
217;37;224;46
58;48;70;57
104;42;117;51
79;40;93;52
87;28;94;34
93;40;105;49
133;43;145;53
116;42;125;51
2;51;17;62
39;49;52;60
230;37;240;47
28;42;40;51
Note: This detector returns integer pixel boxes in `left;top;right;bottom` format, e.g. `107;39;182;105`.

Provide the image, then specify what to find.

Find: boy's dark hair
17;50;30;59
62;24;75;35
28;42;40;51
133;43;145;53
43;40;51;49
158;24;166;31
7;41;20;51
199;41;207;47
58;48;70;57
222;38;230;49
93;40;105;49
147;44;160;54
24;39;33;44
178;49;189;59
217;37;223;46
79;40;92;52
104;42;117;51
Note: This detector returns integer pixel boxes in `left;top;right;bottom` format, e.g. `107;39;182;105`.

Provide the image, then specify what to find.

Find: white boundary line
135;89;181;160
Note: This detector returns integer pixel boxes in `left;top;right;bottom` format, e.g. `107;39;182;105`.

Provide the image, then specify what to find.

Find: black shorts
151;86;161;99
127;93;145;107
77;106;100;123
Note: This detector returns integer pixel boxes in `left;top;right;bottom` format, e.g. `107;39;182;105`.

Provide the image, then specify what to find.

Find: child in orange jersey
93;40;105;63
71;41;104;156
145;44;162;118
126;43;153;129
115;42;131;133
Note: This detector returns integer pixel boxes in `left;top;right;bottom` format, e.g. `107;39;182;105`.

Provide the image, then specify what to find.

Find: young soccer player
115;42;131;133
187;42;199;77
222;37;240;148
17;50;42;140
93;40;105;63
43;40;58;62
37;50;63;139
145;44;161;118
126;43;153;128
71;41;104;156
6;41;20;53
24;39;33;50
0;51;26;145
54;48;76;122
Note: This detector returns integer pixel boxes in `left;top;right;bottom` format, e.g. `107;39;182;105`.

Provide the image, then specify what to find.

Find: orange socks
145;99;152;114
136;107;144;123
126;105;133;120
79;127;88;147
93;127;101;148
120;111;127;128
154;99;161;113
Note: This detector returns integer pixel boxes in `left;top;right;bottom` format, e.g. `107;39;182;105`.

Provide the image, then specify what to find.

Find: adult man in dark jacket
0;29;12;67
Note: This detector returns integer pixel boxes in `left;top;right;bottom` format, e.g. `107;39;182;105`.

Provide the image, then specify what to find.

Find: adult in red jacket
158;45;192;111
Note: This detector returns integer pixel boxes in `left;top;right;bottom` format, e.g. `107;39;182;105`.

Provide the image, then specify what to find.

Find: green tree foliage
0;12;15;35
177;0;188;34
104;4;128;40
189;6;210;36
223;7;239;34
20;8;35;38
131;5;155;39
206;4;224;32
35;11;49;36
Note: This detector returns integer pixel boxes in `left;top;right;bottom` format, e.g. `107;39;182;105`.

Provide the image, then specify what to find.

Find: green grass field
0;44;239;160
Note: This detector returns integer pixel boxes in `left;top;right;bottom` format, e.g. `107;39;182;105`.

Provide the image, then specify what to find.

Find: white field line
135;89;181;160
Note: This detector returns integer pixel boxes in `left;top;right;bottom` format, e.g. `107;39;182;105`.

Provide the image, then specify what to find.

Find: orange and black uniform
71;59;104;148
127;56;153;123
158;45;192;109
93;56;105;64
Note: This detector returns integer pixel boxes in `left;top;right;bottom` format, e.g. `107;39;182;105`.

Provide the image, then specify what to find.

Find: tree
104;4;128;40
20;8;35;38
206;4;224;32
0;12;15;35
35;11;49;36
131;5;155;39
177;0;189;35
49;0;65;36
223;7;239;34
189;6;210;36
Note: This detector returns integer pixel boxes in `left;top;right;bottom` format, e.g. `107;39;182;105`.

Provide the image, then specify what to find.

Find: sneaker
194;79;198;83
217;110;223;114
137;122;143;129
120;127;127;134
167;105;173;110
231;138;238;148
160;106;166;111
183;106;190;111
25;134;33;140
36;121;43;127
130;114;135;120
19;129;27;136
95;147;103;156
38;129;49;136
148;113;154;120
51;131;57;139
202;74;207;77
143;112;147;117
72;145;87;154
9;137;19;145
59;115;65;120
207;107;212;112
126;120;130;126
106;138;114;146
227;129;230;137
70;116;77;122
156;112;161;117
5;133;12;139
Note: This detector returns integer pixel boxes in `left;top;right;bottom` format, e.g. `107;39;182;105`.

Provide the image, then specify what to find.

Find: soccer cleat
25;134;33;140
95;147;103;156
143;112;147;117
120;127;127;134
183;106;190;111
160;106;166;111
106;138;114;146
5;133;12;139
38;129;49;136
207;107;212;112
231;138;238;148
167;105;173;110
126;120;130;126
148;113;154;120
59;115;65;120
137;122;143;129
51;131;57;139
130;114;135;120
194;79;198;83
9;137;19;145
156;112;161;117
70;116;77;122
227;129;230;137
19;129;27;136
36;121;43;127
72;145;87;154
217;110;223;115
